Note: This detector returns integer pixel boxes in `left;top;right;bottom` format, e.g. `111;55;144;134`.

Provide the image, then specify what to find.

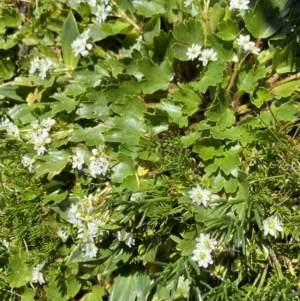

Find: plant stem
270;72;300;90
266;244;284;280
256;264;268;295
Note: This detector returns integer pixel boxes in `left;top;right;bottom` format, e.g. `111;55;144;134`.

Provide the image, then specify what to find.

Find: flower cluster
229;0;250;11
22;155;35;172
236;34;260;55
186;44;218;65
189;185;219;207
87;147;109;178
31;262;45;285
192;234;217;268
0;118;19;139
66;195;107;257
29;57;52;79
94;2;112;23
263;215;283;237
71;29;93;57
28;118;55;155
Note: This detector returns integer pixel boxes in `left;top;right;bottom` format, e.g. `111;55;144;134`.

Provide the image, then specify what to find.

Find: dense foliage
1;0;300;300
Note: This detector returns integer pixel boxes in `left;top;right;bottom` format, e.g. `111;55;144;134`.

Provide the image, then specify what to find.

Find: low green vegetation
0;0;300;300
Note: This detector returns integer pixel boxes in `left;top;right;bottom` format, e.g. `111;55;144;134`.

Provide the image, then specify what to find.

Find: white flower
263;215;283;237
189;185;211;207
186;43;202;60
184;0;193;7
6;122;19;138
57;228;69;242
22;155;35;172
248;42;260;55
192;244;213;268
236;34;251;51
117;230;135;248
196;233;217;251
95;4;111;23
88;155;109;178
71;38;86;57
72;149;85;170
80;29;90;41
41;118;55;130
77;227;95;243
232;54;239;63
38;59;52;79
29;57;40;74
199;48;218;66
83;242;98;257
229;0;250;11
130;192;144;202
87;0;96;7
32;262;45;285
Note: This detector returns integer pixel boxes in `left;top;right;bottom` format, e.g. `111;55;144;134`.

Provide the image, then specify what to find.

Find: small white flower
95;4;110;23
263;215;283;237
38;59;52;79
22;155;35;172
87;0;96;7
231;54;239;63
117;230;135;248
72;149;85;170
192;244;213;268
41;118;55;130
130;192;144;202
71;38;86;57
248;43;260;55
30;57;40;74
88;156;109;178
184;0;193;7
236;34;251;51
196;233;217;251
189;185;211;207
199;48;218;66
229;0;250;11
77;227;95;243
186;43;202;60
6;122;19;138
32;262;45;285
83;242;98;258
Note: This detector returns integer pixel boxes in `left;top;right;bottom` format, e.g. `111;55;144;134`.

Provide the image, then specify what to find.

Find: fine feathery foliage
1;0;300;300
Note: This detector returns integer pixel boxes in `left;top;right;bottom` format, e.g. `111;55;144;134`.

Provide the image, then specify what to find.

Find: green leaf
244;0;284;38
219;153;240;175
132;269;151;300
273;45;300;74
209;4;225;34
138;59;173;94
272;80;300;99
111;154;136;183
207;35;234;61
156;99;188;127
20;287;35;301
133;0;165;17
211;127;241;141
209;171;238;193
0;59;15;80
193;140;224;160
70;125;105;146
61;11;80;68
192;60;226;93
171;43;189;61
51;91;79;114
217;19;239;41
173;18;204;46
5;256;32;288
34;150;70;180
237;66;269;94
83;286;104;301
109;272;136;301
144;17;161;43
176;239;197;256
0;8;21;29
0;82;33;102
251;87;271;108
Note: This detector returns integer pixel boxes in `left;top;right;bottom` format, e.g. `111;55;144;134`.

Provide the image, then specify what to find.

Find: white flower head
72;149;85;170
231;54;239;63
189;185;211;207
186;43;202;60
6;122;19;138
32;262;45;285
57;228;69;242
248;43;260;55
38;59;52;79
71;38;87;57
192;244;213;268
130;192;144;202
229;0;250;11
236;34;252;51
83;242;98;258
196;233;217;251
199;48;218;66
263;215;283;237
29;57;40;74
95;4;111;23
88;155;109;178
22;155;35;172
41;118;55;131
117;230;135;248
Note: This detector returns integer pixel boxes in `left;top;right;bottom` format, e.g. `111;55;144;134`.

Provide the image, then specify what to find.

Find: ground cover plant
1;0;300;300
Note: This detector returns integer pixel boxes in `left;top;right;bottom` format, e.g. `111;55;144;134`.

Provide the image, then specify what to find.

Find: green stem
256;264;268;295
270;72;300;90
266;244;284;280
